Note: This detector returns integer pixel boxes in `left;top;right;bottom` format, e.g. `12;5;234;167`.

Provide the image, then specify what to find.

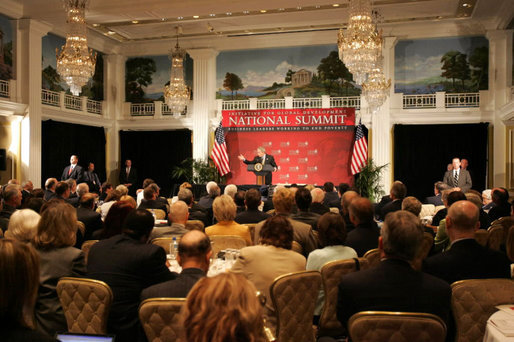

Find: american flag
211;122;230;176
350;122;368;175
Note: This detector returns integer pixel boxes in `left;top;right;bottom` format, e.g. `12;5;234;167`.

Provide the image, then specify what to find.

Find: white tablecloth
484;310;514;342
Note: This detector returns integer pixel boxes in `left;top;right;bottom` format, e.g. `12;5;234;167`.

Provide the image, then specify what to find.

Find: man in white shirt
442;157;472;193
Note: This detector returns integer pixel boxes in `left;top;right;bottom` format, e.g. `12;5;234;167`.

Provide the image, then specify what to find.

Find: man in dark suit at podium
238;146;277;185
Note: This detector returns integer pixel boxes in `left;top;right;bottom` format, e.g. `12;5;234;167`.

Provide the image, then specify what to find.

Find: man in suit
329;182;350;209
61;155;84;183
443;157;472;192
290;187;320;230
149;200;189;241
141;230;211;300
379;181;407;221
345;197;380;256
54;181;71;201
310;188;330;215
0;184;22;232
138;186;169;217
76;193;103;243
337;210;451;328
65;179;80;207
340;190;359;233
238;146;278;185
84;162;101;194
87;209;174;342
322;182;340;207
21;180;33;205
235;188;271;224
44;178;57;201
178;188;210;228
423;200;511;284
119;159;137;196
425;181;448;206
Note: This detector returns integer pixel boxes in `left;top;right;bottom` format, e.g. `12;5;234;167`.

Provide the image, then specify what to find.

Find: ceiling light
296;6;302;10
92;23;100;27
243;10;250;14
278;8;285;11
193;15;199;19
131;20;139;24
164;27;190;116
333;4;340;7
260;10;267;13
107;31;116;35
209;13;216;17
462;3;472;7
226;12;232;15
161;18;166;21
177;16;184;20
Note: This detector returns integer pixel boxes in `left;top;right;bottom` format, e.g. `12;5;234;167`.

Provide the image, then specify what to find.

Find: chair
56;277;113;334
474;229;488;247
291;241;303;255
506;225;514;262
244;224;256;245
147;209;166;220
151;237;181;253
451;278;514;342
329;207;339;213
209;235;247;256
348;311;447;342
266;209;275;215
0;228;3;238
363;248;380;268
270;270;322;342
185;220;204;232
434;205;445;213
318;258;369;337
411;232;434;271
487;225;504;251
81;240;99;264
420;204;436;218
139;298;186;342
77;221;86;236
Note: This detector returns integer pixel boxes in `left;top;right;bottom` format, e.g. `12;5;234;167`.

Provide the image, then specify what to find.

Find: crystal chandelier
362;56;391;113
164;30;190;116
56;0;96;96
337;0;382;85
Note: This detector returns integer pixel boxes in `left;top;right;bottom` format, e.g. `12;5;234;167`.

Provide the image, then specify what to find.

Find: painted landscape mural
395;36;489;94
0;13;13;80
216;45;361;99
42;33;104;100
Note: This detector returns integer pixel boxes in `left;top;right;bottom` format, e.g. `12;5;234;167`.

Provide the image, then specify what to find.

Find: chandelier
164;29;190;116
337;0;382;85
362;56;391;113
56;0;96;96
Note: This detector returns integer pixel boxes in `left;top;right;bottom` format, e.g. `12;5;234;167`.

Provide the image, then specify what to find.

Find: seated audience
136;178;155;207
340;190;359;233
5;209;40;243
76;193;103;244
141;230;212;300
54;181;70;201
65;179;79;207
402;196;435;236
138;185;169;217
205;194;252;246
120;195;137;208
0;184;22;232
345;197;380;256
232;215;306;333
310;188;330;215
488;187;511;222
379;181;407;221
223;184;238;198
43;178;57;201
235;188;270;224
32;188;45;199
465;192;490;229
431;189;459;228
424;200;511;284
482;189;493;212
0;239;58;342
291;187;321;230
99;182;113;202
337;210;451;328
198;181;220;209
433;191;467;252
21;180;34;206
183;273;264;342
99;189;122;220
76;183;89;199
115;184;129;197
178;188;209;227
87;209;174;342
93;200;135;239
424;181;448;206
329;182;350;209
32;201;86;337
306;213;357;320
24;197;44;213
322;181;339;207
234;190;246;213
149;200;190;240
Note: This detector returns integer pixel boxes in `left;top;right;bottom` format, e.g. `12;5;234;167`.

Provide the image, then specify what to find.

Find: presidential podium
247;163;274;185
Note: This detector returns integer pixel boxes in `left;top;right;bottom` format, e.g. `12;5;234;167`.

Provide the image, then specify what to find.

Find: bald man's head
341;190;359;214
169;200;189;224
446;200;479;239
177;230;212;271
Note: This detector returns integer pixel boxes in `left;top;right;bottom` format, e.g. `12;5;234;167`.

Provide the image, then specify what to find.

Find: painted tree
317;50;353;95
285;69;295;83
42;65;64;92
441;51;470;90
469;46;488;91
125;57;156;103
223;72;243;99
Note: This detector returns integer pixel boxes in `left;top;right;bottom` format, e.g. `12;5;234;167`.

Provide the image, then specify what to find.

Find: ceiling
10;0;514;44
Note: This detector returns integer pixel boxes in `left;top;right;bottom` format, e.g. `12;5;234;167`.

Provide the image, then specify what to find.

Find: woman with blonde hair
5;209;41;243
32;201;86;337
183;272;264;342
205;194;252;245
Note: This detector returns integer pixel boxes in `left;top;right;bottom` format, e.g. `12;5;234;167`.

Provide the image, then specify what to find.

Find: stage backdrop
222;108;355;185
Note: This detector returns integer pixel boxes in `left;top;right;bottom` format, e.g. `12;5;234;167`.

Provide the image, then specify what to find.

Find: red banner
223;108;356;185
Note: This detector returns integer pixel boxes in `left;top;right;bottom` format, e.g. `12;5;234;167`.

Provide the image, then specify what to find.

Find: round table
484;310;514;342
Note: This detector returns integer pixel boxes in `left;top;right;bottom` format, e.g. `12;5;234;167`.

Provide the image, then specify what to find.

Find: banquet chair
56;277;113;334
77;221;86;236
291;241;303;255
0;228;3;238
139;298;186;342
244;224;256;244
270;270;322;342
329;207;339;214
81;240;99;264
147;209;166;220
348;311;447;342
420;204;436;218
318;258;369;338
411;232;434;271
474;229;489;247
363;248;380;268
209;235;247;256
434;205;445;214
506;226;514;262
151;237;181;254
185;220;204;232
451;278;514;342
487;225;504;251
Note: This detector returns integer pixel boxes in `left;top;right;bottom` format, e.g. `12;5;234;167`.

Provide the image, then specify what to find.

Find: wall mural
124;54;193;103
395;36;489;94
42;33;104;100
0;13;13;80
216;45;361;100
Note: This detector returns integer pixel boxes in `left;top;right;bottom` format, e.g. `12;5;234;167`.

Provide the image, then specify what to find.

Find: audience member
65;179;79;207
178;188;209;227
120;195;137;208
32;188;45;199
482;189;494;212
206;194;252;246
5;209;40;243
138;185;168;217
99;182;113;202
99;189;122;220
291;187;321;230
340;190;359;233
329;182;350;209
310;188;330;215
93;200;135;240
223;184;238;198
379;181;407;220
43;178;57;201
431;190;466;228
76;183;89;198
24;197;44;214
198;181;220;209
149;200;190;240
425;181;448;206
465;192;491;229
234;190;246;213
136;178;155;207
488;187;511;222
346;197;381;256
322;182;339;207
54;181;70;200
235;188;270;224
21;180;34;205
0;184;22;231
76;193;103;244
87;209;174;342
402;196;435;237
116;184;129;197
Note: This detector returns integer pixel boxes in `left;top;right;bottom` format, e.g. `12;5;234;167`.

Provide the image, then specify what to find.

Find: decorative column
371;36;397;195
188;49;219;161
15;19;50;187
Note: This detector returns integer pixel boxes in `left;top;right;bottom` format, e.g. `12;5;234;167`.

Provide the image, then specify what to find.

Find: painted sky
216;45;338;90
0;13;12;45
395;36;488;87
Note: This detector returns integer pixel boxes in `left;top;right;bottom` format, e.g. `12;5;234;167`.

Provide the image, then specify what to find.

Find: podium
247;163;274;185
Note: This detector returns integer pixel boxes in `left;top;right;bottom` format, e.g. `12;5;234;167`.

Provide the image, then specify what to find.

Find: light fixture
362;55;391;113
131;20;139;24
164;27;190;116
260;9;267;13
337;0;382;85
56;0;96;96
193;15;199;19
333;3;340;7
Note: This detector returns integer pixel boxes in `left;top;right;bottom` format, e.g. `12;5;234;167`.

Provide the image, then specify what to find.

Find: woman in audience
120;195;137;208
93;200;135;240
205;194;252;245
24;197;44;213
183;272;264;342
0;239;57;341
99;189;122;220
306;212;357;322
5;209;41;243
116;184;129;197
32;201;86;337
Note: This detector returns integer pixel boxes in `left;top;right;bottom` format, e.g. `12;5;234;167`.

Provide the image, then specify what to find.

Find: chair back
506;225;514;262
329;207;339;214
266;209;275;215
209;235;247;256
451;279;514;342
434;205;445;213
487;225;504;251
363;248;380;268
318;258;369;337
291;241;303;255
151;237;181;254
56;277;113;334
185;220;204;232
148;209;166;220
412;232;434;271
348;311;446;342
139;298;186;342
244;224;257;245
420;204;436;217
77;221;86;236
81;240;99;264
270;270;322;342
474;229;488;247
0;228;3;238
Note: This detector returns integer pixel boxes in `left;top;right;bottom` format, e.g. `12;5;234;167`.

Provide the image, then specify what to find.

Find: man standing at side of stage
119;159;138;196
238;146;277;185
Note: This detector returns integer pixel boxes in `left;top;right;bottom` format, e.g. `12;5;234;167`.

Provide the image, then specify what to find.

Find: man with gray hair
44;177;57;201
178;188;209;227
0;184;22;231
310;188;329;215
149;201;189;240
337;210;451;327
425;181;448;206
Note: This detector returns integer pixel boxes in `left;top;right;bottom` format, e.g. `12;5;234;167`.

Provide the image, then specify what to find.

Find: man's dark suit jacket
21;189;33;205
323;192;340;207
243;154;277;185
310;202;330;216
432;208;448;227
235;209;270;224
423;239;511;284
87;234;174;342
425;194;443;206
84;171;101;193
290;210;320;230
61;165;84;183
345;221;380;256
443;169;472;192
374;195;391;219
337;258;451;327
138;199;169;217
44;189;56;201
0;203;17;232
188;205;210;228
76;207;104;243
379;199;402;221
488;203;511;222
141;268;205;300
119;167;138;196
